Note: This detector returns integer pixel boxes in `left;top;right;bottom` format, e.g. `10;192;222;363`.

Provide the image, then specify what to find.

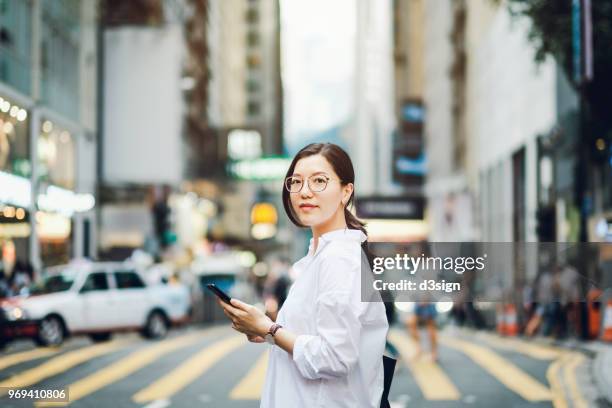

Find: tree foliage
507;0;612;134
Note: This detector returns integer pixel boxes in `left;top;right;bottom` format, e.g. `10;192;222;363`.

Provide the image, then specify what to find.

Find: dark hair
282;143;371;253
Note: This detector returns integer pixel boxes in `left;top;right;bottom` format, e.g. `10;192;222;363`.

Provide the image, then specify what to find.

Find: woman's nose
300;183;314;197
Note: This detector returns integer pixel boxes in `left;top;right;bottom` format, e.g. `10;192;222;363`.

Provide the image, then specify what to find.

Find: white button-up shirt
260;228;389;408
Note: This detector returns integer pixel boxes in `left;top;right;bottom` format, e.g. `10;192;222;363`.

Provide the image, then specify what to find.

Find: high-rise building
420;0;581;290
207;0;283;244
208;0;283;156
207;0;248;132
99;0;189;257
0;0;98;270
244;0;283;155
392;0;426;204
352;0;396;195
421;0;476;242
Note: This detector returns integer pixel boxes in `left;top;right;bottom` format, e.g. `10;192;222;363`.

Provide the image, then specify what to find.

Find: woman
219;143;389;407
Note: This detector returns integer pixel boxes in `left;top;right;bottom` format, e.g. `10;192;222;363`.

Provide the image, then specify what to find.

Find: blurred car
0;260;191;347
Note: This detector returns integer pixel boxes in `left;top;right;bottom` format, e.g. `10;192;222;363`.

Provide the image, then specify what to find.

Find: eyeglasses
285;174;340;193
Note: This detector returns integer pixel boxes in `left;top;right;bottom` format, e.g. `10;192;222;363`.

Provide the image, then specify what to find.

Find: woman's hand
218;298;273;338
246;334;266;343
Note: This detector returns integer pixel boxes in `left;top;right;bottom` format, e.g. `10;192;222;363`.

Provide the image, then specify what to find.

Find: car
0;260;191;347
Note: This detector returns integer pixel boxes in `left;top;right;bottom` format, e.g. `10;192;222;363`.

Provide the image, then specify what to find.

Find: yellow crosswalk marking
440;336;552;401
458;329;588;407
546;351;589;408
564;353;588;408
0;347;61;371
388;330;461;401
35;332;204;407
477;332;562;360
229;349;269;400
132;335;247;403
546;354;569;408
0;339;131;396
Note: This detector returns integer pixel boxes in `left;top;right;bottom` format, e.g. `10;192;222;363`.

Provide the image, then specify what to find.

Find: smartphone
206;284;232;304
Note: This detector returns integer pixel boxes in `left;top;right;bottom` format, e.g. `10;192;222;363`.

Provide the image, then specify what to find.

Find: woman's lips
299;204;318;212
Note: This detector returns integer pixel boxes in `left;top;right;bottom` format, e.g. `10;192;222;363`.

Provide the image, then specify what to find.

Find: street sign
393;100;426;187
572;0;582;83
227;157;292;181
583;0;593;81
355;196;424;220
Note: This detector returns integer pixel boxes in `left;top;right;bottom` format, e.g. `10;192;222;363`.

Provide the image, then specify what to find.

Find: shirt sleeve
292;252;363;380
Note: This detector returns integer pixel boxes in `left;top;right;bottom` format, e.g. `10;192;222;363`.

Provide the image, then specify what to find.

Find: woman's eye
313;177;326;184
291;178;302;185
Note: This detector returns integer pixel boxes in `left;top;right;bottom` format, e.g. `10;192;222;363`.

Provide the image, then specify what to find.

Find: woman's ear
343;183;354;205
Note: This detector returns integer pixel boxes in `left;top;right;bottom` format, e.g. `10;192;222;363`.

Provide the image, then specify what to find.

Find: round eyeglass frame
285;174;341;193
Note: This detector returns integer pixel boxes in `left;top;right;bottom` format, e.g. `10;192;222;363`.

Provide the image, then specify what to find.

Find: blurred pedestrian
0;264;11;299
216;143;390;408
536;267;563;337
407;301;438;361
559;262;580;338
263;259;292;322
526;269;555;337
380;289;399;358
524;280;541;336
10;259;32;296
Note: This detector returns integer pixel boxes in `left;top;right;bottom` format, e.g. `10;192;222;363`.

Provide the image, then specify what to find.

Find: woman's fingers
222;305;236;318
218;298;233;311
220;301;249;319
230;298;252;311
230;298;244;308
222;307;243;329
219;299;253;335
220;298;270;338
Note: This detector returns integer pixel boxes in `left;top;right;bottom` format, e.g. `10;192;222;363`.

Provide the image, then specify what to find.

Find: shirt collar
308;228;367;254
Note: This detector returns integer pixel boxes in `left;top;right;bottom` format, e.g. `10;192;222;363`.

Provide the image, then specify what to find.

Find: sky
280;0;356;153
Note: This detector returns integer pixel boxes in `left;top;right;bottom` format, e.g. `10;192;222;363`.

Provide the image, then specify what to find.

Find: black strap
380;355;396;408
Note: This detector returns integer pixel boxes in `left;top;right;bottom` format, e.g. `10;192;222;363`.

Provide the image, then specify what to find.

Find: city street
1;3;612;407
0;324;598;408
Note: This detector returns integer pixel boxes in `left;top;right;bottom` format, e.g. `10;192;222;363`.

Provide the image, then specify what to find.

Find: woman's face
289;154;352;227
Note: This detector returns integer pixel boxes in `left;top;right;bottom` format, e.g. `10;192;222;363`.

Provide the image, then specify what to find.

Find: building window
247;31;259;47
246;79;259;93
0;0;33;94
246;9;258;23
0;96;30;177
247;101;260;116
38;119;75;190
247;54;261;69
40;0;81;120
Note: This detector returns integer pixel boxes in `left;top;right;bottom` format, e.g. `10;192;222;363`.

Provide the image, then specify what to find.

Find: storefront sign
0;170;30;208
355;196;425;220
38;186;95;216
250;202;278;224
0;170;95;215
37;212;71;240
0;223;31;238
393;100;426;187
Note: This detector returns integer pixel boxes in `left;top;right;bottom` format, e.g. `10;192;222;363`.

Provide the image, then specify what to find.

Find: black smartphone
206;284;232;304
